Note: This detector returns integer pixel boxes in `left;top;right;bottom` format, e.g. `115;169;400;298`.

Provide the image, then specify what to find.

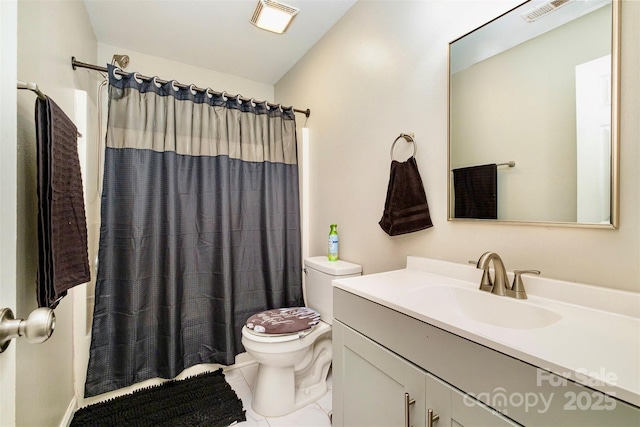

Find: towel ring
390;133;417;161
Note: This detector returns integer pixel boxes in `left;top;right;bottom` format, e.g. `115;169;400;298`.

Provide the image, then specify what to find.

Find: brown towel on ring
35;97;90;308
379;156;433;236
452;164;497;219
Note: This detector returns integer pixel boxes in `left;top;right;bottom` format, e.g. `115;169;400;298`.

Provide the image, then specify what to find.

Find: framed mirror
448;0;620;227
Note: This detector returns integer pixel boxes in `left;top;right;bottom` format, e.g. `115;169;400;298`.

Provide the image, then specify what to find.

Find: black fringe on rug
71;369;246;427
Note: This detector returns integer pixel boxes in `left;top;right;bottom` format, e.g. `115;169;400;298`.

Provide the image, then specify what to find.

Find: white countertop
332;256;640;407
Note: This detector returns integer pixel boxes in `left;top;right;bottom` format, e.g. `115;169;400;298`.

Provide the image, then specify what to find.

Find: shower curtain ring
236;94;242;104
170;80;179;92
264;101;271;110
189;84;197;95
221;91;228;101
249;98;256;107
112;67;123;80
205;88;213;99
152;76;161;88
133;72;143;84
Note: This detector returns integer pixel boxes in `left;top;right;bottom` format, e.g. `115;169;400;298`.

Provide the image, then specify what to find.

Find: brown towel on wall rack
452;164;498;219
379;157;433;236
35;97;90;308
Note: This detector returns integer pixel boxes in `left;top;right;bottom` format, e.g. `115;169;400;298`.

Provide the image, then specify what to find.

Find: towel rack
17;80;46;100
17;80;82;138
390;133;417;161
497;161;516;167
453;161;516;171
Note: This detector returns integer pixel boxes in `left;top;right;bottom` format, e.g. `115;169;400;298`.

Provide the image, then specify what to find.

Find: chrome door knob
0;307;56;353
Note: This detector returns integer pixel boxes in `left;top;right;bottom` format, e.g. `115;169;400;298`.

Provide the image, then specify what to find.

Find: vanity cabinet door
333;320;427;427
424;371;519;427
449;387;520;427
424;371;452;426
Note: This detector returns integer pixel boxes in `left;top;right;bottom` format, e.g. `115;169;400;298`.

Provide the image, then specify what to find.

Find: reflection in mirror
448;0;619;227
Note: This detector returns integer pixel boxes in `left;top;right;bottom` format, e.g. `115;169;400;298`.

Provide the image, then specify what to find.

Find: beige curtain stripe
106;87;298;165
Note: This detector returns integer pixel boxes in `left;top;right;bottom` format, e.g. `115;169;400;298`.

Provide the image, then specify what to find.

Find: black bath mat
70;369;246;427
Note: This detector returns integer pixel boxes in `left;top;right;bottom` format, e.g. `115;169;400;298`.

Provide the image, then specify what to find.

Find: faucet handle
511;270;540;299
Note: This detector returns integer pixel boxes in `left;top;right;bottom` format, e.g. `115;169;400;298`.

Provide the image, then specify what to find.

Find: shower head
111;54;130;69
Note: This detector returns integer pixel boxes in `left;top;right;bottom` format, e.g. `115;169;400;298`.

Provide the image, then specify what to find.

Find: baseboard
60;395;78;427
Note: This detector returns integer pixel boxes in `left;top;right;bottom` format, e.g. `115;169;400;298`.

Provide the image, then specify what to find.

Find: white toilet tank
303;256;362;325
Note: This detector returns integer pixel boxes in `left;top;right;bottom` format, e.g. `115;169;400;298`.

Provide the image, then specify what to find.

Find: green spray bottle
328;224;339;261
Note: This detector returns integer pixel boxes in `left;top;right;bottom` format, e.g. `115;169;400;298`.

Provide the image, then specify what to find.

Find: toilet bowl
241;257;361;417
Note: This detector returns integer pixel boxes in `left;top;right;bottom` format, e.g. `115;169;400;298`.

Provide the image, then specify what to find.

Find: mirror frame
447;0;620;228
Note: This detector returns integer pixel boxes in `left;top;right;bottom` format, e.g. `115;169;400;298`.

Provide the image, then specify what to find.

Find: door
333;321;427;427
423;366;518;427
450;386;520;427
0;0;18;424
575;55;612;224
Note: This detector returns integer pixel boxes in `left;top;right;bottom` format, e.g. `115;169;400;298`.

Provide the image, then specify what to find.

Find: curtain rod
70;57;311;118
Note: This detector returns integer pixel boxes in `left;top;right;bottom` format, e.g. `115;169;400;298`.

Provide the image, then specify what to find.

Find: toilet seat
243;325;315;342
242;321;330;344
245;307;321;335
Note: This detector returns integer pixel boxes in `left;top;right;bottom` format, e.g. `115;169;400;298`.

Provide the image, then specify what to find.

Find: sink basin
412;285;562;329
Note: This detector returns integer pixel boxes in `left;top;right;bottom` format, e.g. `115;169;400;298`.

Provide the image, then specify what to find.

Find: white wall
16;0;98;425
275;0;640;292
97;43;274;103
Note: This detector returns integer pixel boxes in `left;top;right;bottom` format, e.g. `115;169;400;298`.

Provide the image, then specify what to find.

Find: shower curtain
84;65;303;397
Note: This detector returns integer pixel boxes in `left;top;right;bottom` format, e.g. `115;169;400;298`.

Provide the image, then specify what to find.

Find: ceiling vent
250;0;299;34
521;0;573;22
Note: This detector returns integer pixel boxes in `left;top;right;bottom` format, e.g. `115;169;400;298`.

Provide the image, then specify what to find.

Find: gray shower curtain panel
84;65;303;397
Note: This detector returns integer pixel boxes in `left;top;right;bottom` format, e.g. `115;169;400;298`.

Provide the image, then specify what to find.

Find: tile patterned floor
223;363;332;427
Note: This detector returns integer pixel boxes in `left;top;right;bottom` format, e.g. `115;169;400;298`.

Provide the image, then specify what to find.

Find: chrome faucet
475;252;540;299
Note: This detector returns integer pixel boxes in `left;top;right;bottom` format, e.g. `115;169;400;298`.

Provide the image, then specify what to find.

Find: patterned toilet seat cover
245;307;321;335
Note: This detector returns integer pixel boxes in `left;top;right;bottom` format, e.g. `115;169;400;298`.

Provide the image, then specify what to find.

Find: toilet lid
245;307;321;335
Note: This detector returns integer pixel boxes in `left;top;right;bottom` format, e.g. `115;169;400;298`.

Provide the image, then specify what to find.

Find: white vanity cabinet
332;287;640;427
333;319;517;427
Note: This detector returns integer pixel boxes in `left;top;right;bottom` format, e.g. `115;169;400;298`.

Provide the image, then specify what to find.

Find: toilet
241;256;362;417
